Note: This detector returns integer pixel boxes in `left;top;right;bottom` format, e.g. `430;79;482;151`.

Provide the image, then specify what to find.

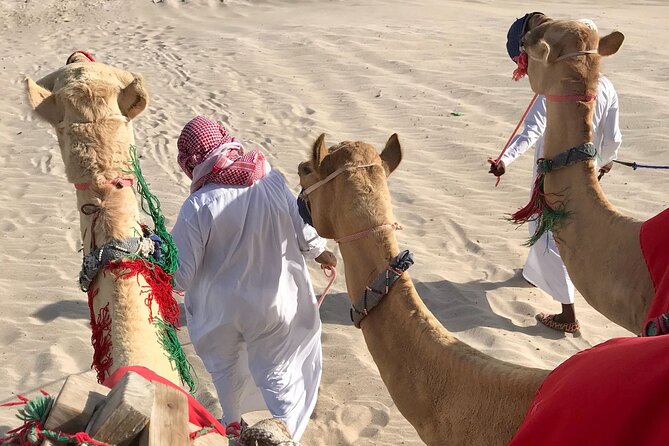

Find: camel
24;53;301;446
298;133;550;445
25;52;188;387
298;131;669;445
512;14;664;334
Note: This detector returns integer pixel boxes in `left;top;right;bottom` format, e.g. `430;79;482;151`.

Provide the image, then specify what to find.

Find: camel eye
298;162;313;176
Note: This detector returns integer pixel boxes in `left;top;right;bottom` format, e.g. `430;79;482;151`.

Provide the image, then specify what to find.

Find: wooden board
138;382;189;446
44;372;110;434
85;371;155;446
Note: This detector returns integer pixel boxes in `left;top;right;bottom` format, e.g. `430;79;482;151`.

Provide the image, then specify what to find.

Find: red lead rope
488;93;539;187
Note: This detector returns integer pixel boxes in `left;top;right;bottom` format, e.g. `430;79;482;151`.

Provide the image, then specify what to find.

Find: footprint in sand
333;401;390;443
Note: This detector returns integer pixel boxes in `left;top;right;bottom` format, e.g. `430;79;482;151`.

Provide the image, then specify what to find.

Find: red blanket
103;366;226;437
641;207;669;322
509;336;669;445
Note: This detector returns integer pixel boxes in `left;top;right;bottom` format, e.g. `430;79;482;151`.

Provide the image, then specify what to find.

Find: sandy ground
1;0;668;444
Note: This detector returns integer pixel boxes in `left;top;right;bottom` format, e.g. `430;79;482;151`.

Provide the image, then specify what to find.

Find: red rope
317;265;337;308
488;93;539;187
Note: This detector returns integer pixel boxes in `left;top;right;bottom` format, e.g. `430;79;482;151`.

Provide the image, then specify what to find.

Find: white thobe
501;75;622;304
171;169;326;440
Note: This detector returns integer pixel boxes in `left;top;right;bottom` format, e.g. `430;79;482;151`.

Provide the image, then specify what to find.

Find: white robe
501;75;622;304
171;168;326;439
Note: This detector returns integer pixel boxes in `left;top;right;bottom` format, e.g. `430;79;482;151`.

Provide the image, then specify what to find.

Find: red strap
66;50;95;64
74;178;134;190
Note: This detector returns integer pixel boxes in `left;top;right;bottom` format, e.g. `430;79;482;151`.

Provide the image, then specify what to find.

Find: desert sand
1;0;668;444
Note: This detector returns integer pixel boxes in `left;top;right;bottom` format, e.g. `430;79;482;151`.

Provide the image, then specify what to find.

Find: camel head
298;134;402;240
520;14;624;96
25;56;149;184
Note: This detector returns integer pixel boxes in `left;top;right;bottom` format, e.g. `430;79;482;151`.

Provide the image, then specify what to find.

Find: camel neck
336;229;545;444
543;100;594;157
76;186;141;255
539;91;653;333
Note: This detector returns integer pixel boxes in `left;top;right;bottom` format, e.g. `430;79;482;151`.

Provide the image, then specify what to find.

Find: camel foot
536;313;580;334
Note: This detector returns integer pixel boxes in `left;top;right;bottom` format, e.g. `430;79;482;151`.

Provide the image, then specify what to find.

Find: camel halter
302;162;404;309
300;163;403;243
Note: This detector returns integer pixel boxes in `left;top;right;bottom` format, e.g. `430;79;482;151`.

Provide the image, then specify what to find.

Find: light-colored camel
25;54;298;446
519;15;653;333
298;134;549;445
25;53;183;385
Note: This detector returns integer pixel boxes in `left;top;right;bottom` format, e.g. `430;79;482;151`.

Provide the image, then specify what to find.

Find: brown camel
516;14;658;334
298;134;549;445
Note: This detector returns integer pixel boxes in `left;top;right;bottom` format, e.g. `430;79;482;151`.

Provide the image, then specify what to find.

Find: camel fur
521;15;653;333
299;134;549;445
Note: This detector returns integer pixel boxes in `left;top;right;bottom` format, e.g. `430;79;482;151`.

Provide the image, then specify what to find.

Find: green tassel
524;160;570;246
16;395;53;425
126;146;180;277
154;317;198;394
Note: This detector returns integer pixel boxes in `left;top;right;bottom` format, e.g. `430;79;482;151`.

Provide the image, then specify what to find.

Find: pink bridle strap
545;94;596;102
335;222;403;244
74;178;134;190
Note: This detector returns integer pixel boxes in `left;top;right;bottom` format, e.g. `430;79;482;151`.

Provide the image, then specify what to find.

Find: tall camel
512;14;669;335
298;134;549;445
25;52;189;388
298;133;669;445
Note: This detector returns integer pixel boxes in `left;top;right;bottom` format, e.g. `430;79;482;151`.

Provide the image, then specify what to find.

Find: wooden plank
44;372;110;434
189;422;230;446
85;371;155;446
137;382;189;446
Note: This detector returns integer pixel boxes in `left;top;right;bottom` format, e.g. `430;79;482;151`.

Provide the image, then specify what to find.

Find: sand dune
1;1;668;444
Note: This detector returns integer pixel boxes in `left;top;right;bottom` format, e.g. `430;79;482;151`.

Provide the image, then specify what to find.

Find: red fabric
641;207;669;322
103;366;226;436
512;52;528;81
176;116;266;192
509;336;669;445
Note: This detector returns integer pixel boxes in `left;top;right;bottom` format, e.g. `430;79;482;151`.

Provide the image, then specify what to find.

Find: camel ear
380;133;402;176
526;39;552;63
312;133;328;168
26;78;62;125
118;74;149;120
599;31;624;56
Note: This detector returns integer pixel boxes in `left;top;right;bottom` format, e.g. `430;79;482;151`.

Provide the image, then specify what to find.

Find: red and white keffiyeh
177;116;267;193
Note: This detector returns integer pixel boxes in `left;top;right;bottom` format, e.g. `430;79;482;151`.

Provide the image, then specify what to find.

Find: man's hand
488;159;506;177
315;250;337;268
597;161;614;181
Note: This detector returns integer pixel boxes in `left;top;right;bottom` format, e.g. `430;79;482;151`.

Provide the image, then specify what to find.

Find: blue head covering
506;12;543;61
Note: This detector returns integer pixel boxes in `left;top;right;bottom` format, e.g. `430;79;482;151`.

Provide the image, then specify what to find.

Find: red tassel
88;285;113;383
510;170;545;223
111;259;180;328
512;52;528;81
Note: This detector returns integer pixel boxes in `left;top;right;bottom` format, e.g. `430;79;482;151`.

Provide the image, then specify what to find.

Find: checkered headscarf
177;116;267;193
